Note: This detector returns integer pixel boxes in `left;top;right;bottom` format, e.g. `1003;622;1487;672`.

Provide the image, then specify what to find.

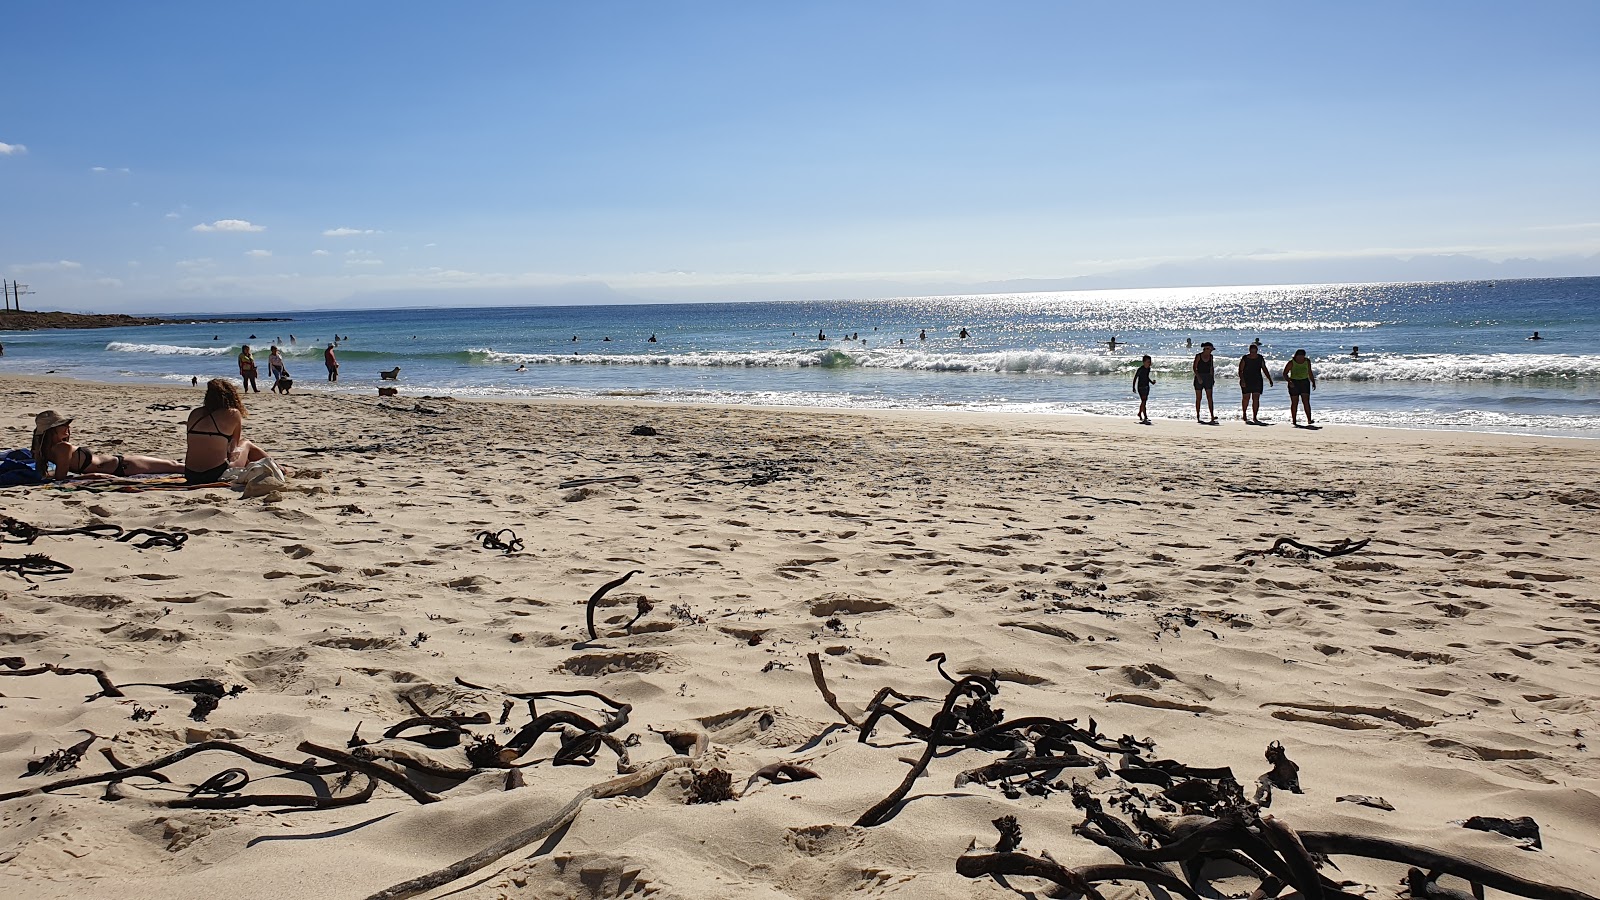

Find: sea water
3;277;1597;437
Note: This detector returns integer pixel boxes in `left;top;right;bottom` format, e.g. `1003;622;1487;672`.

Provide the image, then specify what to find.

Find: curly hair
201;378;248;418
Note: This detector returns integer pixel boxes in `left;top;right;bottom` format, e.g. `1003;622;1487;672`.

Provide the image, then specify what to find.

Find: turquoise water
3;277;1597;436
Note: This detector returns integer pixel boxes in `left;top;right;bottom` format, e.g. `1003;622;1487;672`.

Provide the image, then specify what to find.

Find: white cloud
245;249;273;258
311;249;330;256
424;242;437;248
9;260;82;273
91;166;106;173
344;258;384;266
0;142;25;156
165;212;182;219
193;219;265;233
176;258;215;270
323;227;380;237
90;166;131;174
1523;222;1600;232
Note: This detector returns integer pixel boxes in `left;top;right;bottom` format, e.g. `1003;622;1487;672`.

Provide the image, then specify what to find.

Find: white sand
1;375;1597;899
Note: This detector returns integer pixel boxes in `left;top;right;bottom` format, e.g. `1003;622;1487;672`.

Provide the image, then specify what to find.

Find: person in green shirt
1282;349;1317;426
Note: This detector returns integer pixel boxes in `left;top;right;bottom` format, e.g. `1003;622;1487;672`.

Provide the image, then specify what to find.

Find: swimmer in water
1529;331;1543;340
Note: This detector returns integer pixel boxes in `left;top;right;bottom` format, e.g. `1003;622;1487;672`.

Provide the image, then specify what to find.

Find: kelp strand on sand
804;652;1595;900
1;515;188;550
584;568;643;641
1236;535;1372;561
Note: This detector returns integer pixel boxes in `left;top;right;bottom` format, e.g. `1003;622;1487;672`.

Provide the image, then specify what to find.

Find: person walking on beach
1282;349;1317;426
324;343;339;382
1192;342;1217;423
1132;355;1155;424
267;345;285;383
1237;344;1273;424
237;344;260;393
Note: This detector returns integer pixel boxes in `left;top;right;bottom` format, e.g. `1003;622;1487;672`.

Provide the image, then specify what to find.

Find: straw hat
33;410;73;435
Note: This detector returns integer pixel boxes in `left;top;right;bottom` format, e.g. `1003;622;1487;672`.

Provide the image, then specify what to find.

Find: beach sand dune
2;377;1597;899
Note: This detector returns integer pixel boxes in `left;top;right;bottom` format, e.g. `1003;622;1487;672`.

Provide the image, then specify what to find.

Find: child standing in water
1132;355;1155;424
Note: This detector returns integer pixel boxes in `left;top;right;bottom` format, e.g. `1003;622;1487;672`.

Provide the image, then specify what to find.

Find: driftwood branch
957;852;1209;900
0;741;330;802
297;742;441;804
362;731;705;900
0;659;124;698
807;652;858;727
1300;831;1598;900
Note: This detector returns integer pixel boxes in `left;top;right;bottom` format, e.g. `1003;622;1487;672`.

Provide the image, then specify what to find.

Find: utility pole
4;280;31;311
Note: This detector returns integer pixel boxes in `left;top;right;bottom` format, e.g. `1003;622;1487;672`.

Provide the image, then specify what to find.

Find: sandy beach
1;374;1596;900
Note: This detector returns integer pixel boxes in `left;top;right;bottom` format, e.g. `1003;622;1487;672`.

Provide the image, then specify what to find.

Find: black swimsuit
68;446;127;477
1239;355;1267;394
1193;355;1215;390
185;413;233;484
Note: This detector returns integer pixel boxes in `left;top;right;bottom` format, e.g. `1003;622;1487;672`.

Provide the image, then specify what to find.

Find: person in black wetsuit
184;379;272;484
1237;344;1273;424
1132;355;1155;424
1192;342;1217;423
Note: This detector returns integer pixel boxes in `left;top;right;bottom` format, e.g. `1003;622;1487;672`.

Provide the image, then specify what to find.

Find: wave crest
106;341;232;356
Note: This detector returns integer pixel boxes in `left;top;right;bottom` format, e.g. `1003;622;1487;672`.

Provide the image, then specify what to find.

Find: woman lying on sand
184;379;271;484
30;410;185;481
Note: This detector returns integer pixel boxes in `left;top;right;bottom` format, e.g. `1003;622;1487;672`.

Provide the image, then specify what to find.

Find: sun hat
34;410;72;435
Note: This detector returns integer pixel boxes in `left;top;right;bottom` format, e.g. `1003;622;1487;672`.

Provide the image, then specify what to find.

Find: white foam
106;341;231;357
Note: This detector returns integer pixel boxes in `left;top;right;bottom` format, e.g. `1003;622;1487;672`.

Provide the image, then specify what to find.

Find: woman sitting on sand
184;379;271;484
30;410;184;481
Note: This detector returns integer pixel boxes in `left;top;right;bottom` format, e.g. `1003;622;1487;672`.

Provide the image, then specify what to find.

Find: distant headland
0;310;290;331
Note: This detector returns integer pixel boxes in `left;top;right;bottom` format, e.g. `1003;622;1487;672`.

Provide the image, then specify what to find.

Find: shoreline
1;372;1597;897
2;371;1596;446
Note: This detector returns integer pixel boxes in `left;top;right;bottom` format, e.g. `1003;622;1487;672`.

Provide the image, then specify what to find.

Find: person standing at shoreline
1132;355;1155;424
267;345;285;384
237;344;259;393
1237;344;1273;424
1282;348;1317;426
324;343;339;382
1192;342;1217;423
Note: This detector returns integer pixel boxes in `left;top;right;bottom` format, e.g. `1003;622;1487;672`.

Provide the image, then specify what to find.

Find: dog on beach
272;376;294;394
379;367;401;380
377;386;398;397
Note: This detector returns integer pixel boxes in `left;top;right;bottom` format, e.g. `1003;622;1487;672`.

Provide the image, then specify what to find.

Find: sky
2;1;1598;312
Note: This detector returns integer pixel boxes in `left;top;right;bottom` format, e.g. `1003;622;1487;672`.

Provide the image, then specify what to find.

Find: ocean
3;277;1597;437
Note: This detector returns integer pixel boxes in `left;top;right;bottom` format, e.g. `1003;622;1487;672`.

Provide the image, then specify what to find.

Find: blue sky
3;1;1597;311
